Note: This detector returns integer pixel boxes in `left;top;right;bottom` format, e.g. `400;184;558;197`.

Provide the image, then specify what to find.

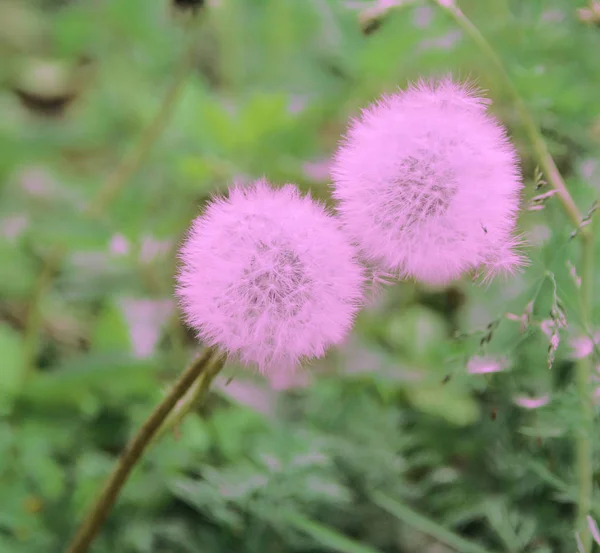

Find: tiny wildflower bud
176;179;365;374
330;77;525;286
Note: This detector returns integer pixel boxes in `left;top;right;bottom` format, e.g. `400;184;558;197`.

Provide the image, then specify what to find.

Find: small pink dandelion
330;77;525;286
176;179;365;374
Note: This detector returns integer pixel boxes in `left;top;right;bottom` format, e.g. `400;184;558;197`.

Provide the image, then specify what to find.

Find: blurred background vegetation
1;0;600;552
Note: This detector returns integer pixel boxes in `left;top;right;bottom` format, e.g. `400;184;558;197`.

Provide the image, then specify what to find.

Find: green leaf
21;353;160;408
91;301;131;352
384;306;448;363
372;492;500;553
283;513;384;553
30;210;112;250
408;383;480;426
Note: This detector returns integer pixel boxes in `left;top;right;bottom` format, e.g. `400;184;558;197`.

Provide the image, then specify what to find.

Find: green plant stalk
577;228;595;551
21;35;196;379
430;0;584;231
372;492;500;553
154;350;227;443
427;1;594;549
65;346;222;553
87;37;196;218
284;513;384;553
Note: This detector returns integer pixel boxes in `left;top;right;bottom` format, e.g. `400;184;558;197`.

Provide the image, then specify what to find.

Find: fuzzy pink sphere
176;179;365;374
330;78;525;286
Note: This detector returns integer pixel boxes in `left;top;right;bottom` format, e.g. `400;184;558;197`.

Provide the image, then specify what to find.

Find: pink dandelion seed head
176;179;365;374
330;77;525;286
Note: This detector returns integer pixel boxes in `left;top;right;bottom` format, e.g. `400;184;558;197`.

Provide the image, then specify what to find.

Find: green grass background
1;1;600;552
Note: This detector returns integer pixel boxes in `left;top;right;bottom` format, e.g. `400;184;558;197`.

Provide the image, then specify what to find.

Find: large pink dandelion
176;179;365;374
330;77;525;286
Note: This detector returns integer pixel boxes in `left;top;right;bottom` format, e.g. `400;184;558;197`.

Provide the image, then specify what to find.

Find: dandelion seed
330;77;525;286
176;179;365;374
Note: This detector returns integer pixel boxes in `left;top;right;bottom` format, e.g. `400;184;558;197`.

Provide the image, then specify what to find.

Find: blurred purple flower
467;355;508;374
287;95;309;115
120;298;174;359
413;6;433;28
302;159;331;183
0;215;28;242
268;369;312;390
176;179;365;374
514;395;550;409
569;331;600;359
215;378;277;416
526;224;551;247
587;516;600;548
109;233;130;256
140;235;172;263
418;30;462;52
19;167;57;199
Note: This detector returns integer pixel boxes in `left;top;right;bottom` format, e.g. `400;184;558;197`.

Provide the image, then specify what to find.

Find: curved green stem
428;1;595;549
65;346;224;553
154;350;227;443
86;36;196;218
430;0;584;232
577;228;595;551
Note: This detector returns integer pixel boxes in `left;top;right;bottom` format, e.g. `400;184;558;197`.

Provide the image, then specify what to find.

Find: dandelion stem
154;349;227;443
427;1;595;548
64;346;224;553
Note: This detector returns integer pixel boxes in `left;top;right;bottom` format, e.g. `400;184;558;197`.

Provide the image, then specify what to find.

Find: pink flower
267;369;312;391
0;215;28;242
330;77;525;286
176;179;365;374
109;234;130;256
466;355;508;374
569;331;600;359
140;235;172;264
120;298;175;359
514;395;550;409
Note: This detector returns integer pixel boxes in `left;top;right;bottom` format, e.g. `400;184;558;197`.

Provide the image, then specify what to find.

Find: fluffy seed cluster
176;179;364;373
330;78;525;286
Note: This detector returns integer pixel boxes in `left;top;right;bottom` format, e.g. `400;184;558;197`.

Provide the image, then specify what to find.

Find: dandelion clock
176;179;365;374
330;77;525;286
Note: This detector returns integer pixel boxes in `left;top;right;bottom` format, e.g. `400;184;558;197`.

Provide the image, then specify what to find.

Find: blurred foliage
1;0;600;552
